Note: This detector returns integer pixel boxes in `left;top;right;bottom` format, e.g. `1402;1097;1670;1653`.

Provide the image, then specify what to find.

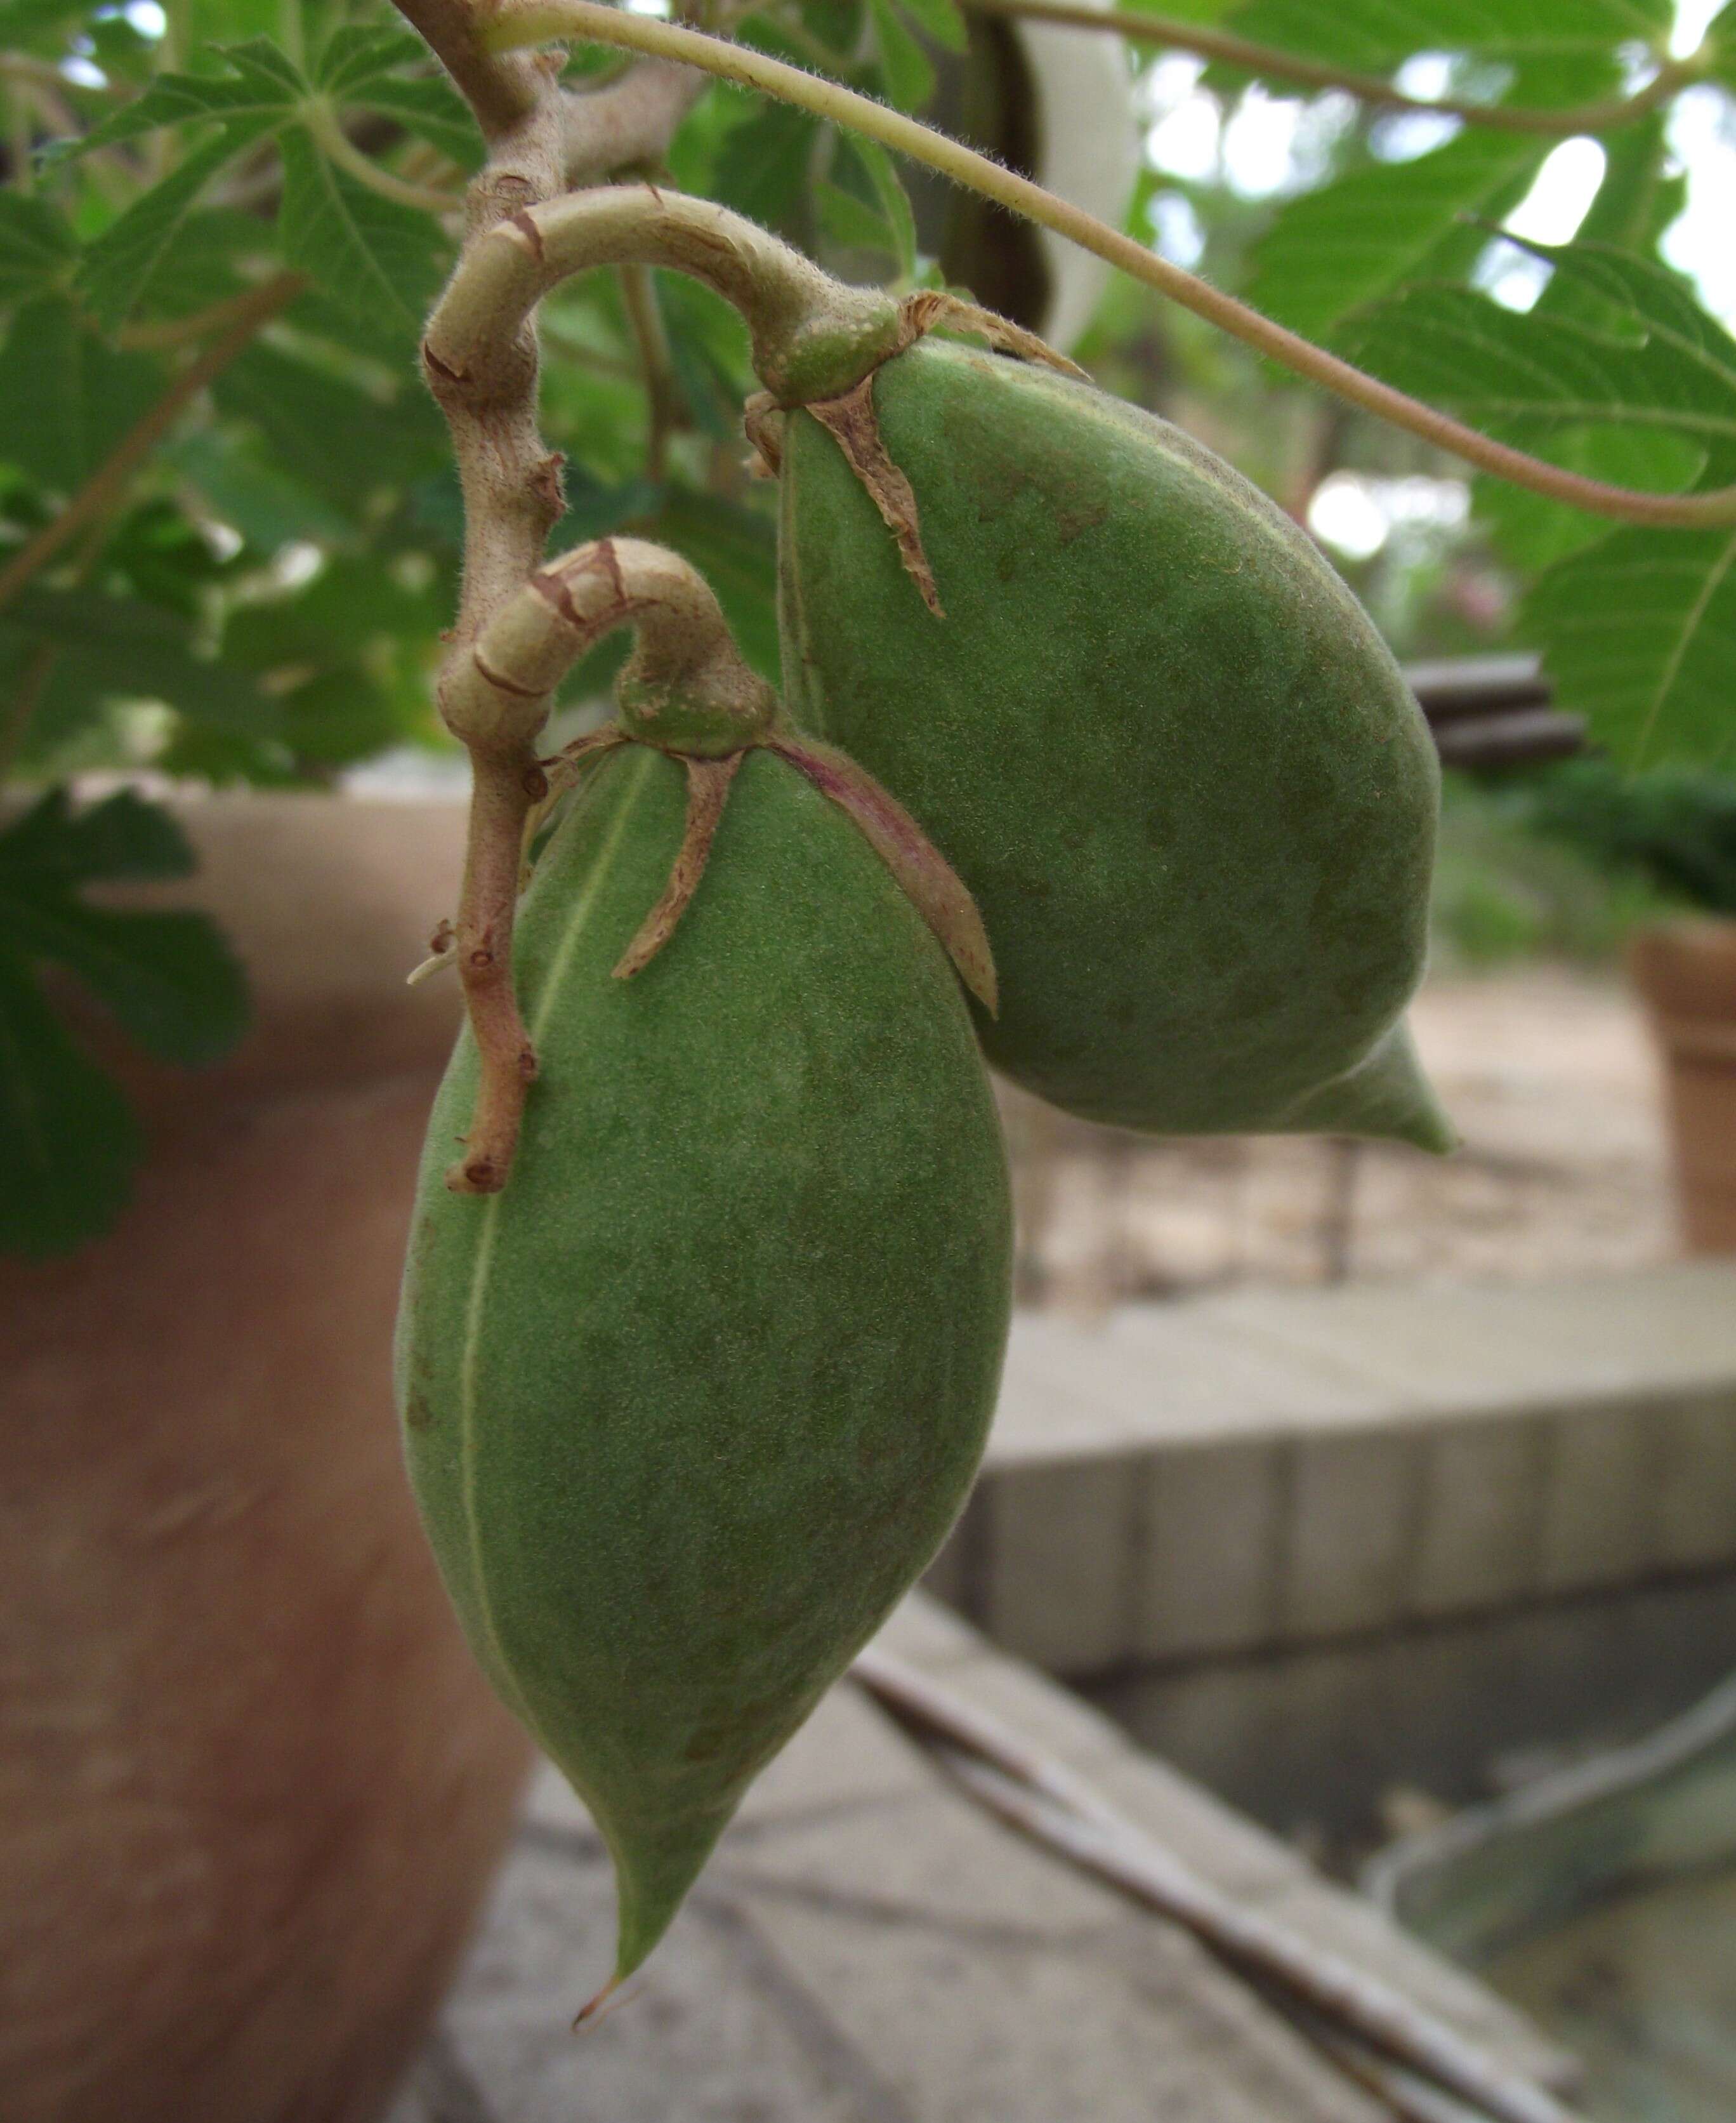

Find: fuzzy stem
394;1;704;177
391;2;712;1200
441;535;771;1192
485;0;1736;530
449;751;544;1194
958;0;1706;140
425;182;900;406
447;533;763;749
562;60;705;180
394;0;547;136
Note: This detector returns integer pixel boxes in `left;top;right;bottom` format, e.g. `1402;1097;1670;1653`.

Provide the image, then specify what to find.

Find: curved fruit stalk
775;338;1452;1148
430;189;1450;1147
428;532;992;1194
397;737;1013;1998
433;534;778;1198
424;183;906;413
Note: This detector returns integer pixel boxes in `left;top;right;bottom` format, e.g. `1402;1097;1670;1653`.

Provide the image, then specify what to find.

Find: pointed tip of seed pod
572;1973;622;2032
1276;1021;1456;1154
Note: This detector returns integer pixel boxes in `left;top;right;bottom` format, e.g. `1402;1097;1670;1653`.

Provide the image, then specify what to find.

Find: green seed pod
777;336;1452;1150
396;742;1012;1991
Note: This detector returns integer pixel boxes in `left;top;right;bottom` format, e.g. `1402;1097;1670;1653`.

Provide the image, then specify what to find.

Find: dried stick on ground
391;0;701;1193
852;1649;1585;2123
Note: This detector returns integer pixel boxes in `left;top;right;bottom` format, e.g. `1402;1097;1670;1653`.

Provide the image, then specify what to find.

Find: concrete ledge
933;1262;1736;1677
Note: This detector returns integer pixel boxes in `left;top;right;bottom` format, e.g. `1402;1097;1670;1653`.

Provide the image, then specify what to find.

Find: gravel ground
1006;967;1677;1309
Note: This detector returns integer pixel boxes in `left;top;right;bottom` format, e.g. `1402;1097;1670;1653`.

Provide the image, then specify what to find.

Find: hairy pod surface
395;743;1013;1984
777;338;1451;1149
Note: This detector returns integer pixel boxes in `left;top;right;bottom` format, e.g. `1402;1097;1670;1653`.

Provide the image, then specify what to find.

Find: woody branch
390;0;703;1194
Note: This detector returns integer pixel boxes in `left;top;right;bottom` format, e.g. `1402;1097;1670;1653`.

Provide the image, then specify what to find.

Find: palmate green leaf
1;783;197;883
1523;527;1736;769
711;100;819;225
1222;0;1671;75
1707;1;1736;91
51;54;296;158
187;0;279;45
868;0;936;112
310;30;481;174
5;886;246;1064
1338;246;1736;477
167;427;352;548
279;280;421;366
272;663;420;766
0;790;250;1069
652;270;756;443
818;180;902;260
1246;129;1549;340
1341;244;1736;767
95;496;237;621
345;74;483;171
1473;116;1688;571
1234;0;1662;340
86;11;155;83
211;340;450;510
1;586;277;734
104;206;272;327
212;36;309;99
277;126;446;345
0;788;249;1257
893;0;968;55
547;468;662;553
847;137;918;278
220;552;444;671
0;0;92;42
649;274;742;439
0;954;140;1259
0;297;162;487
0;195;76;306
314;22;428;96
79;120;279;329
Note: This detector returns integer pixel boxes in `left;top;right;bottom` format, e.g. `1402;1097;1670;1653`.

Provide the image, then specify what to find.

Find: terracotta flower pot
0;793;533;2123
1629;916;1736;1253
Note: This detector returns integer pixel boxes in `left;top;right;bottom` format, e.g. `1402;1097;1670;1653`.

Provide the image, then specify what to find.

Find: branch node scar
508;208;548;261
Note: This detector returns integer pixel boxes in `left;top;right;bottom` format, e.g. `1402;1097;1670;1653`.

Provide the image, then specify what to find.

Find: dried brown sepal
614;750;744;980
742;390;783;478
768;736;997;1015
900;290;1087;381
806;373;942;618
